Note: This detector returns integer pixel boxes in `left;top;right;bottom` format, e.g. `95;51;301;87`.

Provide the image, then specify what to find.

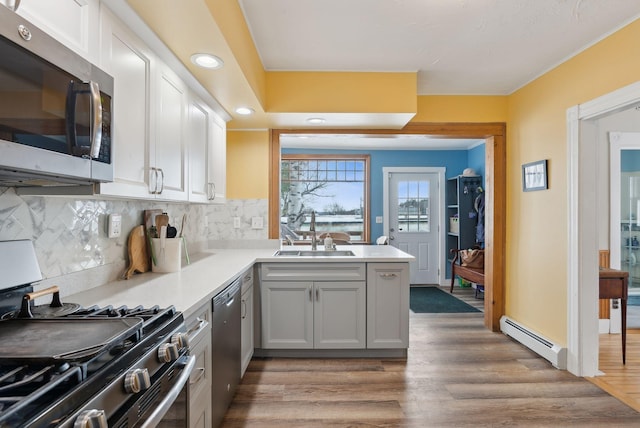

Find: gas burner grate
0;365;82;425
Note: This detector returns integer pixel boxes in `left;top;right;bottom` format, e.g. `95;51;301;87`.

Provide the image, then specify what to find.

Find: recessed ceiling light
306;117;326;124
190;53;224;69
235;107;255;115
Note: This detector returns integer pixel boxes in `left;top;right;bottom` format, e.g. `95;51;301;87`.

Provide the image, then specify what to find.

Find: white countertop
66;245;413;319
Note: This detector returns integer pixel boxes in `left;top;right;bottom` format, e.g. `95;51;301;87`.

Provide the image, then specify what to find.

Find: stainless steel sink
274;250;356;257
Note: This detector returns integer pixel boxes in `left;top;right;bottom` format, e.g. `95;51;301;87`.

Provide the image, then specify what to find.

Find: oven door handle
140;355;196;428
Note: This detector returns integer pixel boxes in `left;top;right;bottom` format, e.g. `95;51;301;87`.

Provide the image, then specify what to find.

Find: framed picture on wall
522;159;548;192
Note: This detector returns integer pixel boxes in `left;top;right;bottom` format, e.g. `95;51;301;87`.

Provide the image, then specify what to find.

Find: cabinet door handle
379;273;397;278
149;167;157;194
157;168;165;194
316;288;319;301
241;299;247;319
208;182;216;201
187;318;209;343
309;288;312;301
189;367;206;385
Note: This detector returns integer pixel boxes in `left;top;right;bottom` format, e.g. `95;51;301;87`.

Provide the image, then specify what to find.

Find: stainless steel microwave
0;5;113;187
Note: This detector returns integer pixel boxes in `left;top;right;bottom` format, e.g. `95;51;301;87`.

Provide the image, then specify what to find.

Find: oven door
137;355;196;428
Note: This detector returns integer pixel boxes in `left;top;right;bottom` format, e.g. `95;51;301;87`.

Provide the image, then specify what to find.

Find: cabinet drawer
189;334;212;400
261;263;366;281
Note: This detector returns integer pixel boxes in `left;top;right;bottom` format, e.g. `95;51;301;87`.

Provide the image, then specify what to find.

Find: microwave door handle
89;81;103;159
65;82;78;155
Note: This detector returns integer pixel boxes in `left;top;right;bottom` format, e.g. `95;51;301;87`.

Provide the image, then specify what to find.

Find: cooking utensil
160;225;167;262
155;213;169;231
179;214;186;237
124;225;150;279
182;237;190;265
0;317;142;363
2;286;82;319
144;209;163;266
167;224;177;238
177;214;190;265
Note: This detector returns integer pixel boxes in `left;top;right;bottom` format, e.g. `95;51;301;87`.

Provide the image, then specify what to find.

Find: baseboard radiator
500;316;567;369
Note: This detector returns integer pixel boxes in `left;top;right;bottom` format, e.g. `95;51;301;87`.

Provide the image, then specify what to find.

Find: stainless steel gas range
0;240;195;427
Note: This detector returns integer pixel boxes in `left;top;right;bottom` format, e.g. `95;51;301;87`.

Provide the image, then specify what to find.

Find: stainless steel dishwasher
211;275;242;427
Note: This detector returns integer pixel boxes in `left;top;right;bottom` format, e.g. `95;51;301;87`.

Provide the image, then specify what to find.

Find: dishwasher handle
213;277;242;309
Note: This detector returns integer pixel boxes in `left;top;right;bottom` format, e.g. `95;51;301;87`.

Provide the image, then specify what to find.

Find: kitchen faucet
310;211;317;250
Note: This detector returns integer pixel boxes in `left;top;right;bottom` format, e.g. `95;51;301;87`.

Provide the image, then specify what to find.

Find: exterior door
388;171;440;284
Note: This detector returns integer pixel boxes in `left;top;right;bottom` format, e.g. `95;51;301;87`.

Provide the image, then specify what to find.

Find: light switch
233;217;241;228
375;216;383;224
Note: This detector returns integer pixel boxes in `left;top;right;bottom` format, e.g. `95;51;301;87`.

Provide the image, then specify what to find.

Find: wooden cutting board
124;225;150;279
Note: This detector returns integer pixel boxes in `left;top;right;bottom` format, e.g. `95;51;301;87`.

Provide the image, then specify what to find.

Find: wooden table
599;268;628;364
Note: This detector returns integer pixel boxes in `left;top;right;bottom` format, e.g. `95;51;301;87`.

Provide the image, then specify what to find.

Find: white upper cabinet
209;116;227;203
97;8;153;199
152;65;187;201
12;0;100;64
187;94;226;204
187;97;210;203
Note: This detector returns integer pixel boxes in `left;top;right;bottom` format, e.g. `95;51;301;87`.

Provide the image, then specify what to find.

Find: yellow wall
225;18;640;346
506;19;640;344
266;71;417;113
226;130;270;199
414;95;508;123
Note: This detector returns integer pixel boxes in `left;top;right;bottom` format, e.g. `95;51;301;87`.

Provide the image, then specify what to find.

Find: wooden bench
450;248;485;297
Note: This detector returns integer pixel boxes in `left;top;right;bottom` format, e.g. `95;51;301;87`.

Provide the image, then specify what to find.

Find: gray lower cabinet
240;269;254;376
367;263;410;348
185;303;212;428
260;263;367;349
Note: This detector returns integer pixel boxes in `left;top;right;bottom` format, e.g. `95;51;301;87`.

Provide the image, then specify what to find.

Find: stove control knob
73;409;107;428
171;332;190;349
124;368;151;394
158;342;180;363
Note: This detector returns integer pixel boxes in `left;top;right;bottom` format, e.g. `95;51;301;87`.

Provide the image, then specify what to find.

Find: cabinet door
187;97;210;203
241;286;254;375
261;281;313;349
188;336;212;428
314;282;366;349
97;9;153;199
367;263;410;348
185;304;212;428
153;65;187;200
15;0;99;62
208;117;226;202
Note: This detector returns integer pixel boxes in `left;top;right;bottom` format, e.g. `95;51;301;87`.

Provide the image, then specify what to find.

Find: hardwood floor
589;329;640;412
223;287;639;427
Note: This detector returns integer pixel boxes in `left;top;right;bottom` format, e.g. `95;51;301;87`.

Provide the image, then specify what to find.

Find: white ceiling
124;0;640;148
240;0;640;148
239;0;640;95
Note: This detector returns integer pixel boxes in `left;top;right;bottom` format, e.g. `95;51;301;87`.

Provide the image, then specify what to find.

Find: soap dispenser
324;234;334;250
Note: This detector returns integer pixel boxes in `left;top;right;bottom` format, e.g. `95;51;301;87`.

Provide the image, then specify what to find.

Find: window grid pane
281;158;368;242
396;180;430;233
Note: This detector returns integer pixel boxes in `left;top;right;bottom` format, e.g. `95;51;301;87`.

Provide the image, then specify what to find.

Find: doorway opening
567;81;640;376
268;122;506;331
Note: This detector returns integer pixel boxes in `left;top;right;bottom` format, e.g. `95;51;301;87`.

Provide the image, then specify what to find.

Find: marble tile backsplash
0;186;268;290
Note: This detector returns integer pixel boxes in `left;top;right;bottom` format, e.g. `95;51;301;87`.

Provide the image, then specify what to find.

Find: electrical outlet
375;216;383;224
251;217;263;229
107;213;122;238
233;217;241;228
